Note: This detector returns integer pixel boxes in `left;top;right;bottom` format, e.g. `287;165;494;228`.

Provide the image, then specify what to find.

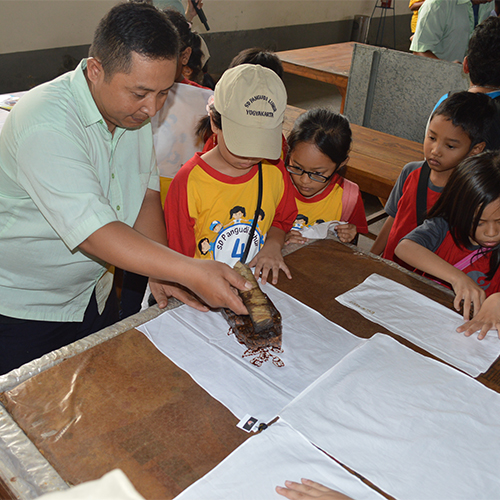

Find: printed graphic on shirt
200;206;266;266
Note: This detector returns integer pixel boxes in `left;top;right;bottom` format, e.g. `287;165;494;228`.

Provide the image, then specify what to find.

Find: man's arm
132;188;208;310
78;218;249;315
412;50;439;59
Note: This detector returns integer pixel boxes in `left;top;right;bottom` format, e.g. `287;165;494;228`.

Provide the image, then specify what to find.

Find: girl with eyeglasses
285;108;367;245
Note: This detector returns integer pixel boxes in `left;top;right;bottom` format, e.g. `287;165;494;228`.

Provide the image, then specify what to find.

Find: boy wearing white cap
165;64;298;284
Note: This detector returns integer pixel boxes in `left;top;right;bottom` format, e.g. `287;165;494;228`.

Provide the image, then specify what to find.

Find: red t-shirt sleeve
350;193;368;234
164;161;197;257
271;161;298;232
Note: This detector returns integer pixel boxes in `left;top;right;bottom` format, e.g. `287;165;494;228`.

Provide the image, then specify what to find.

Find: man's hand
149;279;209;312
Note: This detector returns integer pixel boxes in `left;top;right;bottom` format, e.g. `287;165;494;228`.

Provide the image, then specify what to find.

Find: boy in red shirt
371;91;495;266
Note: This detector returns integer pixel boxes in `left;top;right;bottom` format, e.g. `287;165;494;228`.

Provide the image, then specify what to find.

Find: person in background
396;151;500;339
370;92;494;262
284;108;368;246
410;0;494;62
0;2;249;375
432;16;500;150
409;0;426;36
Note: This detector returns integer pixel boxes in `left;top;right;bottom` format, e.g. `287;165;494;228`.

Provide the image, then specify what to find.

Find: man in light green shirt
410;0;493;62
0;2;248;374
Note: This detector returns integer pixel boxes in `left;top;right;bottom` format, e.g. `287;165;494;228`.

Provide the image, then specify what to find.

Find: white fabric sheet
336;273;500;376
280;333;500;500
175;420;384;500
137;284;364;423
300;220;347;239
39;470;144;500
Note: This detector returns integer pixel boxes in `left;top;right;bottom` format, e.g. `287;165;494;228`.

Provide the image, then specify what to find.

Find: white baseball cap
213;64;287;160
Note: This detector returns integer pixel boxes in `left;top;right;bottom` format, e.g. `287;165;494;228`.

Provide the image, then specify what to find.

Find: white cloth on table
174;419;385;500
336;273;500;376
39;469;144;500
137;284;364;424
280;333;500;500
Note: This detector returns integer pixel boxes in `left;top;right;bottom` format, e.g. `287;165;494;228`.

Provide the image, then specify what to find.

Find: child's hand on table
334;223;357;243
276;479;353;500
456;293;500;340
249;227;291;285
285;229;308;246
449;272;486;321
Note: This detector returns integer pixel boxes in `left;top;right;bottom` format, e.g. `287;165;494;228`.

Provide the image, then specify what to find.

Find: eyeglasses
285;164;335;183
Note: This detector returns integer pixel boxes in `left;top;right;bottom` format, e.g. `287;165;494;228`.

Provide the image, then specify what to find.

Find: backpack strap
416;161;431;226
340;178;360;222
454;249;483;271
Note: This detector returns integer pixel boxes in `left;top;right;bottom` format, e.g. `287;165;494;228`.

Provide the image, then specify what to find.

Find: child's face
424;115;475;178
472;198;500;248
288;142;341;198
215;128;263;176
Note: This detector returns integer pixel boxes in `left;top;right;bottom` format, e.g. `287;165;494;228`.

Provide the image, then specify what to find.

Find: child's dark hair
162;8;194;54
187;32;205;82
428;151;500;280
431;91;496;149
196;48;284;144
228;48;284;79
467;17;500;88
286;108;352;174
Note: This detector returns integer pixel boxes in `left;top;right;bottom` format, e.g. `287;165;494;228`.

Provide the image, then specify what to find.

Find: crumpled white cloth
39;470;144;500
336;273;500;376
300;220;347;239
137;284;364;424
175;420;384;500
151;82;213;179
280;333;500;500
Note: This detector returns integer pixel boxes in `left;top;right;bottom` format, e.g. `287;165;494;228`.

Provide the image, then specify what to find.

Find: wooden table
3;240;498;499
277;42;357;113
284;105;423;204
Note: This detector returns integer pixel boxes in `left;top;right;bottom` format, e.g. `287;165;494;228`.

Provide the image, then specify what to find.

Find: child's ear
463;56;470;75
180;47;192;66
209;114;219;135
469;141;486;156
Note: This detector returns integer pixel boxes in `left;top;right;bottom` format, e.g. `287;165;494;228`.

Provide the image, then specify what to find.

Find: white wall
0;0;405;55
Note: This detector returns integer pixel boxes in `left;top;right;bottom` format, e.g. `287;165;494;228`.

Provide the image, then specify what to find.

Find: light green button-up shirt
0;60;159;321
410;0;494;62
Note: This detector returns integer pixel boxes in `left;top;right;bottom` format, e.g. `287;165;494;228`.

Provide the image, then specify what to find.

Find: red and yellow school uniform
165;153;297;266
292;175;368;233
384;161;442;265
404;217;500;296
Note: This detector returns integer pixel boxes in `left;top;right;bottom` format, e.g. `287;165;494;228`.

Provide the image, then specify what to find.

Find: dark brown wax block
221;294;282;350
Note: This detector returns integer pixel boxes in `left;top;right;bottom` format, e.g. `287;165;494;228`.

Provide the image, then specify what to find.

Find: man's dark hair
89;2;179;78
431;91;496;148
467;17;500;87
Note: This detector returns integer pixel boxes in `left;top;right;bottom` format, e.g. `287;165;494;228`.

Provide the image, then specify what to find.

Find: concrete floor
282;73;386;253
